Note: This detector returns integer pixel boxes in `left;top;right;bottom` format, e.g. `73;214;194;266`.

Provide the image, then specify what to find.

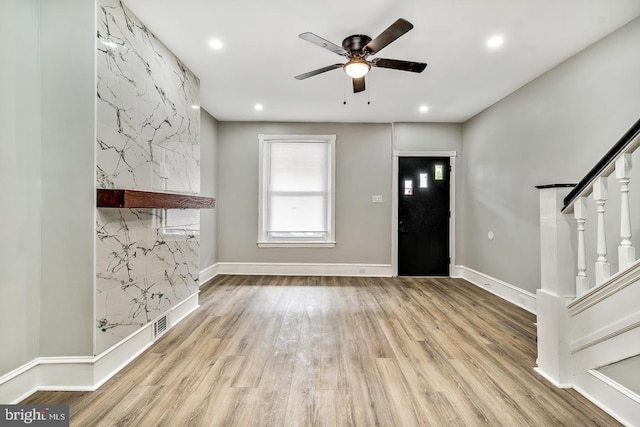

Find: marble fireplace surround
95;0;207;354
0;0;217;403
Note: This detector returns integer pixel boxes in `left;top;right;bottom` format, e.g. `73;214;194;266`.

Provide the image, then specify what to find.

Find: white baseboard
91;323;155;392
573;370;640;427
0;292;200;404
453;265;537;314
0;360;40;404
199;263;219;286
533;367;572;389
217;262;393;277
93;292;198;390
170;291;200;325
37;358;95;392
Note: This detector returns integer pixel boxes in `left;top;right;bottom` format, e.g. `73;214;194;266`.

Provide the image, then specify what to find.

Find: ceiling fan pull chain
343;75;347;105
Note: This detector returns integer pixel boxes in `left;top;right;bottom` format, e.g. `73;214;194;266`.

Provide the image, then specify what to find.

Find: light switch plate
371;195;383;203
159;162;169;179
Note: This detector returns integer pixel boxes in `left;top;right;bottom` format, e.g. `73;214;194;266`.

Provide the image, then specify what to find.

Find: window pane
404;179;413;195
270;143;328;192
268;194;326;232
419;173;428;188
435;164;444;180
259;135;335;245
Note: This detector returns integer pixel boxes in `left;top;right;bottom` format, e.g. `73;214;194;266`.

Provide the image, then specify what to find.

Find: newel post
535;185;576;387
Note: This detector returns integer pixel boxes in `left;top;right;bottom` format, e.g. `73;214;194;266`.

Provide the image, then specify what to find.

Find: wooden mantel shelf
97;189;215;209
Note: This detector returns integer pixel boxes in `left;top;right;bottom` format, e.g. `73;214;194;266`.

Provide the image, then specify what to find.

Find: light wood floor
24;275;618;426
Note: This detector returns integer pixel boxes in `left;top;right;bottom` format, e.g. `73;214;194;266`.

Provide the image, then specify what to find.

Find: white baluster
574;197;590;295
593;177;610;284
616;154;635;270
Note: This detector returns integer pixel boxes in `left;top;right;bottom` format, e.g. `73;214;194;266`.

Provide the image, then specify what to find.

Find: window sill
257;241;336;248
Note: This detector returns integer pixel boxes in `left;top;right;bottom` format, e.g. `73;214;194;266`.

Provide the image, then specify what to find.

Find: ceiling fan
295;18;427;93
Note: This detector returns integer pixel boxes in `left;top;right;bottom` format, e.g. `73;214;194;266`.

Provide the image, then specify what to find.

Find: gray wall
460;17;640;293
0;0;42;375
393;123;463;153
39;0;95;356
1;0;96;376
217;122;464;266
218;122;393;264
393;123;464;263
200;109;219;270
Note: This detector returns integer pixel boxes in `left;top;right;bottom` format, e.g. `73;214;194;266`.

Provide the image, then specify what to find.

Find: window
258;134;336;247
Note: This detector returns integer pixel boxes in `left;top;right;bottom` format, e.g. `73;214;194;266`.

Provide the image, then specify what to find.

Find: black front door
398;157;450;276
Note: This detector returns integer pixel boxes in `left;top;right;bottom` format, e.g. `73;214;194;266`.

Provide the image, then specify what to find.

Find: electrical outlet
371;195;383;203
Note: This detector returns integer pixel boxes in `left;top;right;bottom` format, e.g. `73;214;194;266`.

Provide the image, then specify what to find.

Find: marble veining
96;0;200;192
95;0;201;354
96;209;199;351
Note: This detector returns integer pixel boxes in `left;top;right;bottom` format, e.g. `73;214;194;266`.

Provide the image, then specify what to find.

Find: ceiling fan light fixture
344;58;370;78
297;19;426;93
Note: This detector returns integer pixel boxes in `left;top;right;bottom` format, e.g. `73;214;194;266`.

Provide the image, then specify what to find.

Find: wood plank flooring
23;275;619;426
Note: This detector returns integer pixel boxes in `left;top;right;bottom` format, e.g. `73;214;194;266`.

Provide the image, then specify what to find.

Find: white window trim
257;134;336;248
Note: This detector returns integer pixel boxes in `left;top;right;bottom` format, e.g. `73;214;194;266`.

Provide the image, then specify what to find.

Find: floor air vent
153;314;169;339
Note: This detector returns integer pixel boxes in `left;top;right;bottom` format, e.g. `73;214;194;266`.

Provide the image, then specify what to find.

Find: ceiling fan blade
299;32;349;57
352;77;365;93
371;58;427;73
364;18;413;55
295;64;344;80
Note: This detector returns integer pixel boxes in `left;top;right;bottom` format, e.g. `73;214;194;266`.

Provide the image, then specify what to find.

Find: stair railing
562;118;640;296
535;117;640;388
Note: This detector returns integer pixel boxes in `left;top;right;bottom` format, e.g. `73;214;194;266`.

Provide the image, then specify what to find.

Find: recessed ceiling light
208;39;223;50
487;35;504;49
191;105;200;110
254;104;263;111
419;105;429;113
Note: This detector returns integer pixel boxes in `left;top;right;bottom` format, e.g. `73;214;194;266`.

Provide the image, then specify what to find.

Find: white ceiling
123;0;640;123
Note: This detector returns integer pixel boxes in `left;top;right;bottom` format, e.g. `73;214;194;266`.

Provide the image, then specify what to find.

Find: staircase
536;118;640;426
597;355;640;396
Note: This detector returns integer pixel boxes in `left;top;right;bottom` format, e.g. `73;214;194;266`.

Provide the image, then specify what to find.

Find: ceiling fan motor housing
295;19;426;93
342;35;372;56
